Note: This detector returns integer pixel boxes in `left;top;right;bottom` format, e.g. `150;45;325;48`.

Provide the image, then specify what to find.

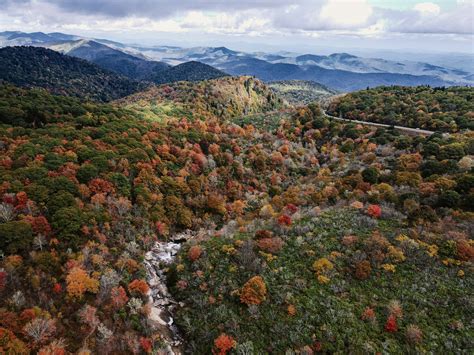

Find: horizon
2;29;474;59
0;0;473;55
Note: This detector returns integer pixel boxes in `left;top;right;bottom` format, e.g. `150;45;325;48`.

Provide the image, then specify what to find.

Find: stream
144;238;185;354
144;226;221;354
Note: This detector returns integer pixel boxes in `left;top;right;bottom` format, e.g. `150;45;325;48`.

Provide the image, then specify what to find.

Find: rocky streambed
144;239;184;354
144;229;204;354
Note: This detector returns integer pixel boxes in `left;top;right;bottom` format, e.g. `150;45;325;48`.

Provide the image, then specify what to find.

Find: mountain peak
329;53;358;59
152;60;228;84
209;46;236;55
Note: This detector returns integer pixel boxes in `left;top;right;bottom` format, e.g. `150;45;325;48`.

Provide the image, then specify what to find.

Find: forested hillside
327;86;474;132
117;76;285;121
151;61;228;85
0;46;147;102
0;77;472;353
51;39;172;80
48;40;227;85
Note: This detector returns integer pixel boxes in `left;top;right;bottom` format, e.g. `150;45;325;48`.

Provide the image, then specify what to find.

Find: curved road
323;111;435;136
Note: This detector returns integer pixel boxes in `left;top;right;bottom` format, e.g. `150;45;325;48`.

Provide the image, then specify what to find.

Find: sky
0;0;473;54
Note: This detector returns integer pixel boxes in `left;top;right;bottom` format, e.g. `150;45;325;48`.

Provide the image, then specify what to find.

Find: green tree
0;221;33;254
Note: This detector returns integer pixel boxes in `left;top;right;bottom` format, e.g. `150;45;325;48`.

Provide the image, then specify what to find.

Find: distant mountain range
0;31;227;86
0;31;473;92
48;39;171;80
147;47;471;91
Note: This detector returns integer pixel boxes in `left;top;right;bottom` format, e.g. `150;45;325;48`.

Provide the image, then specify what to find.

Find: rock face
144;241;183;354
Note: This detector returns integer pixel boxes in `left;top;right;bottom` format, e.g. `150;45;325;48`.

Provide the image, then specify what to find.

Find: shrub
257;237;284;254
437;190;460;208
385;314;398;333
255;230;273;239
367;204;382;218
406;324;423;344
277;214;292;226
313;258;334;275
355;260;372;280
214;333;236;355
128;279;150;296
457;240;474;262
439;143;465;160
240;276;267;305
362;167;379;184
188;245;203;262
140;337;153;353
361;307;376;322
455;174;474;193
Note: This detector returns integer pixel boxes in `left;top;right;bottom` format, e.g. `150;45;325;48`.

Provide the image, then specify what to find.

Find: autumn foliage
240;276;267;305
257;237;284;254
384;314;398;333
0;271;6;291
367;204;382;218
0;75;472;353
188;245;203;262
0;327;28;354
66;267;99;299
213;333;236;355
277;214;292;226
128;279;150;296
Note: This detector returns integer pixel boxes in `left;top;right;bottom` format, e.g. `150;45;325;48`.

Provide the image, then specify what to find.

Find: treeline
327;86;474;132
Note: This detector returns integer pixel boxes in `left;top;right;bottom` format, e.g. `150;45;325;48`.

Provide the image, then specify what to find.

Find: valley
0;71;472;353
0;23;472;355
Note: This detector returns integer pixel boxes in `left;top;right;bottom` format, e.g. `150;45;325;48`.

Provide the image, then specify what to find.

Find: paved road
323;111;435;136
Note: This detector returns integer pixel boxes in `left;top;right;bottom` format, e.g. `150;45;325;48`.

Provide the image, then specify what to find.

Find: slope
0;46;147;102
268;80;338;105
216;57;452;91
327;86;474;132
117;76;285;121
48;39;171;80
152;61;228;85
0;81;472;354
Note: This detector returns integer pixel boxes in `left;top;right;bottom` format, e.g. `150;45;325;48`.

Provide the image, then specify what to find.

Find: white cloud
413;2;441;15
0;0;472;45
320;0;373;27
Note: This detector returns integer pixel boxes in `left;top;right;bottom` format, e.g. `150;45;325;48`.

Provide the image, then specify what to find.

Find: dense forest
0;76;472;353
0;47;148;102
117;76;286;121
327;86;474;132
268;80;338;105
151;61;228;85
